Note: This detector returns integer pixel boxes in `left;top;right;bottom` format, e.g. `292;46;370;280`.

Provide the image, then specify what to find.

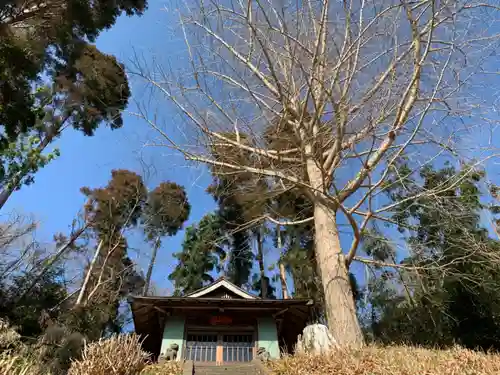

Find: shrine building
129;277;314;364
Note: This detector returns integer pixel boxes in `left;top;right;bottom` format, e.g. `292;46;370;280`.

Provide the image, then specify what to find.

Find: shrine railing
184;345;217;362
183;346;255;363
223;346;254;362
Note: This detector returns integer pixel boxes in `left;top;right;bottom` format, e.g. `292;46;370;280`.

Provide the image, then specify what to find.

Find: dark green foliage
273;190;327;311
366;163;500;350
252;274;276;299
121;256;146;296
61;307;107;341
59;0;146;41
280;227;325;317
142;181;190;295
226;219;253;287
0;267;68;339
169;213;225;295
349;272;362;303
361;226;396;262
0;0;146;43
207;132;270;287
0;0;147;208
79;171;192;329
0;45;132;198
207;186;254;288
0;40;38;147
206;125;319;294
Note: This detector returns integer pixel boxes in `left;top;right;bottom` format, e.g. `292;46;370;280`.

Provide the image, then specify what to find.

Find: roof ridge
184;278;257;299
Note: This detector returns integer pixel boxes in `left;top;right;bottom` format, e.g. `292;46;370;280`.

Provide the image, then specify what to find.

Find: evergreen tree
206;188;254;287
207;132;273;288
169;213;225;295
366;163;500;350
252;271;276;299
77;169;147;333
0;265;67;339
0;0;148;209
142;182;190;295
252;227;273;298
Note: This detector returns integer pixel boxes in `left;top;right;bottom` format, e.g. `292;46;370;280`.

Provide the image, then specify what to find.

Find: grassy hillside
267;345;500;375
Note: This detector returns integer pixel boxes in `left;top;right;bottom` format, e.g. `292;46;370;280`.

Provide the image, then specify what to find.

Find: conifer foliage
0;0;148;209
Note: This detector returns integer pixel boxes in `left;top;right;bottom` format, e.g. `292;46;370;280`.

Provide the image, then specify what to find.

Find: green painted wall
160;316;185;361
257;317;280;359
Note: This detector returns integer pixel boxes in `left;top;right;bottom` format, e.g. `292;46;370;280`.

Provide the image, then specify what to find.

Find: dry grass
0;352;42;375
140;362;182;375
0;319;20;349
67;334;150;375
267;345;500;375
0;319;40;375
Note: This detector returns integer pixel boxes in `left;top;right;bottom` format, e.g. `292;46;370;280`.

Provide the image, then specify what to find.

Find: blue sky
2;2;219;294
4;1;500;300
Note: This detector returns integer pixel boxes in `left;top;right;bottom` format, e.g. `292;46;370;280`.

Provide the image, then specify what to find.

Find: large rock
295;324;338;355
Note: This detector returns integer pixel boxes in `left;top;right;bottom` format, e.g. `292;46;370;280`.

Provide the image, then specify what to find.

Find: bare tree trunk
279;262;288;300
75;239;103;306
0;189;14;212
143;236;161;296
313;200;364;347
307;159;364;347
256;229;267;298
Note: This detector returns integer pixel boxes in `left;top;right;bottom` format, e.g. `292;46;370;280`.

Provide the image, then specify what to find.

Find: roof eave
129;295;313;306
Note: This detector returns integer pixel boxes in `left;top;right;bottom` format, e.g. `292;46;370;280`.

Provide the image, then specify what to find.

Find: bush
34;324;84;375
67;334;150;375
267;345;500;375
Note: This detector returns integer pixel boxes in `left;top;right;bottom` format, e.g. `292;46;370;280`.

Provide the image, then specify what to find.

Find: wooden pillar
279;263;288;299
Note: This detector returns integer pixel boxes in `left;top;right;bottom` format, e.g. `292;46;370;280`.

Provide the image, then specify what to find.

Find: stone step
194;362;266;375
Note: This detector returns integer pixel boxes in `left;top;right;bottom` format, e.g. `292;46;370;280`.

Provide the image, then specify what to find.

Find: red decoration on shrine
210;315;233;325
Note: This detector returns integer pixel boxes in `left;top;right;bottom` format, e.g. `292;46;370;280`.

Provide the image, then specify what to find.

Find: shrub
67;334;150;375
267;345;500;375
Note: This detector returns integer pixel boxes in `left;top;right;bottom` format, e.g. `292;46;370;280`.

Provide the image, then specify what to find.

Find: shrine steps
193;362;267;375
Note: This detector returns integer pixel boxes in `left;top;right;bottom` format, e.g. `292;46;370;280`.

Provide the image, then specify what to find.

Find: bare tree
134;0;500;347
18;216;90;300
0;212;39;279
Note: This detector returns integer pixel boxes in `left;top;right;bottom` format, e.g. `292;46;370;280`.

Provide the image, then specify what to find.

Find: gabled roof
129;295;314;356
184;277;257;299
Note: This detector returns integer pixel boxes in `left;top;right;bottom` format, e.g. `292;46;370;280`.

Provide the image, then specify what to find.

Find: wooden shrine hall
129;277;314;364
